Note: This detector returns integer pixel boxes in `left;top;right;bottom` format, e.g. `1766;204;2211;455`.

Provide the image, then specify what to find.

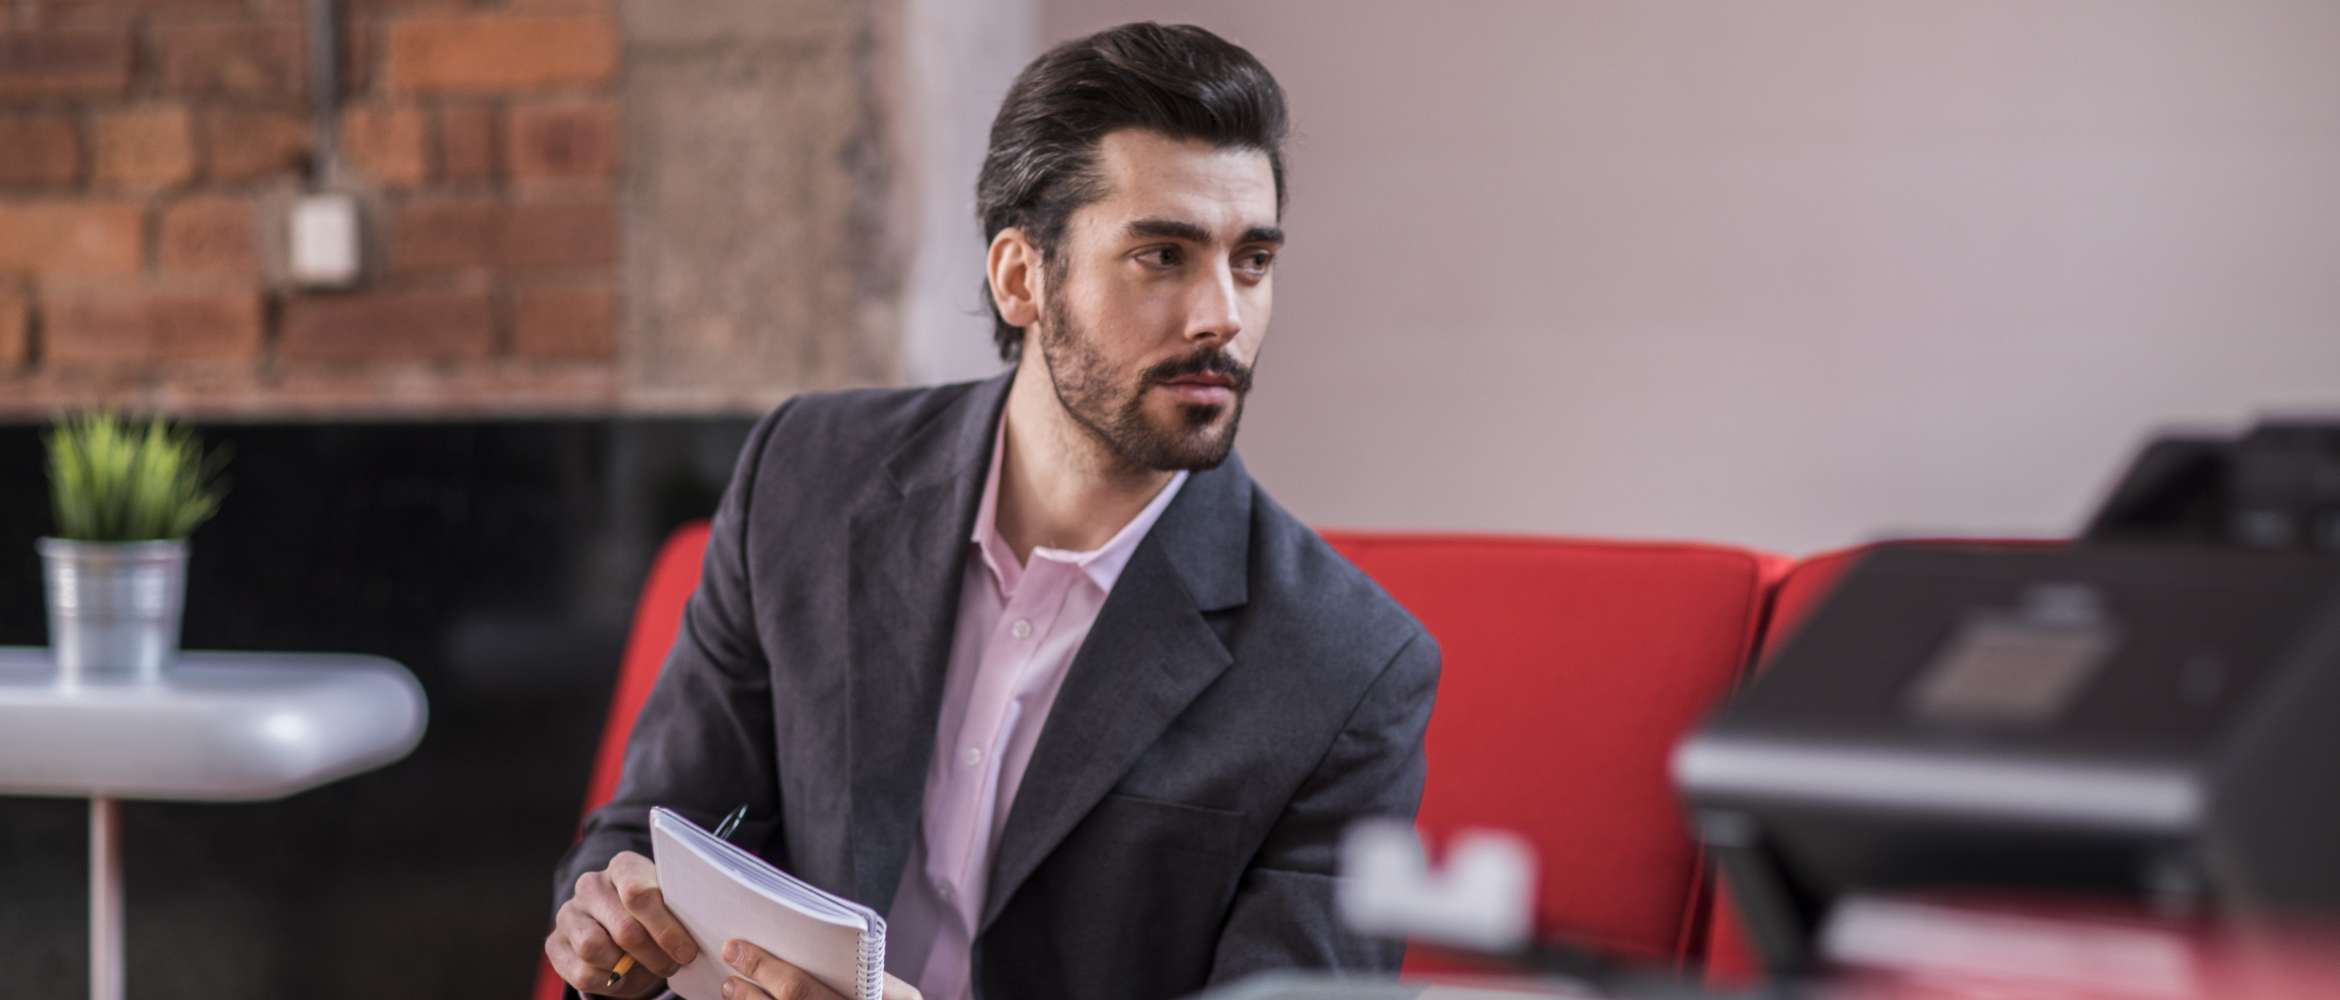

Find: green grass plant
45;413;226;542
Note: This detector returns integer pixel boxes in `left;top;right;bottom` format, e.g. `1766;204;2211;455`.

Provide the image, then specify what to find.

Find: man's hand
719;939;922;1000
546;850;703;998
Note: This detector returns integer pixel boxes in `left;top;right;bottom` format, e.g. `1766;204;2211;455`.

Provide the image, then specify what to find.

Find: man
546;22;1438;1000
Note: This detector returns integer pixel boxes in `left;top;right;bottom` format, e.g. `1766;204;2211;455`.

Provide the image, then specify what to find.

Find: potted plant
40;413;226;684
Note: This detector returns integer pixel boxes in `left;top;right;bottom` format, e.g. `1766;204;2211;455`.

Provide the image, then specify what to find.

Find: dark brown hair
976;22;1290;361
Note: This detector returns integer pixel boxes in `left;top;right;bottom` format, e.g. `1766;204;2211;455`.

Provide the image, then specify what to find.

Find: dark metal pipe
307;0;340;181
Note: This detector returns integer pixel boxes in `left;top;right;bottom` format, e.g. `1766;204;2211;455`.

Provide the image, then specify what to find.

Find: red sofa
1322;532;1784;974
538;523;2003;998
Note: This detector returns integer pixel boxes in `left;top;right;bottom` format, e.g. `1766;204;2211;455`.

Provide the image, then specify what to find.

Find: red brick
279;288;495;362
155;19;305;97
94;105;197;192
343;0;478;14
44;286;264;365
341;104;431;187
383;12;616;93
204;107;312;182
336;2;516;97
392;196;617;272
389;196;501;272
437;102;497;181
505;98;617;180
0;285;26;369
514;283;614;359
0;29;132;98
23;0;250;26
0;200;144;275
338;12;374;97
504;199;614;269
0;112;82;186
158;195;259;275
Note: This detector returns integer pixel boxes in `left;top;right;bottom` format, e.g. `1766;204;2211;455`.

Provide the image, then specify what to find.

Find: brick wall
0;0;899;416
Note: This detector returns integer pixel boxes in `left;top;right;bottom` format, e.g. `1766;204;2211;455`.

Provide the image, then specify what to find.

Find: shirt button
936;882;955;901
960;746;983;768
1010;619;1034;640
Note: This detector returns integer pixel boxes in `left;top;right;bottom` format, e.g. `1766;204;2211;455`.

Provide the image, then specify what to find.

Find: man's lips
1157;374;1238;403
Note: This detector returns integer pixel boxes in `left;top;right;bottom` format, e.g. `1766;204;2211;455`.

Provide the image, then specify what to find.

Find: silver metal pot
37;538;189;684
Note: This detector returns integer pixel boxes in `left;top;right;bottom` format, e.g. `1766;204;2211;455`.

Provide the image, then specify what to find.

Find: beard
1036;283;1253;473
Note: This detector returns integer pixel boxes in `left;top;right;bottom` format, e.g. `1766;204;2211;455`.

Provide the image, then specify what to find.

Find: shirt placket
929;556;1076;929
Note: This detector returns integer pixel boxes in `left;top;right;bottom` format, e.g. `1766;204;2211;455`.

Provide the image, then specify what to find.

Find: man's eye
1140;247;1183;268
1237;251;1275;275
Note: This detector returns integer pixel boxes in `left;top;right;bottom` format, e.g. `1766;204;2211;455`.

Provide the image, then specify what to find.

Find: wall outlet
288;193;362;288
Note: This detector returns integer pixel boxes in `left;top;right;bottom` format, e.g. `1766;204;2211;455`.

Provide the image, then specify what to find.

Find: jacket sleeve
548;402;793;988
1205;628;1442;983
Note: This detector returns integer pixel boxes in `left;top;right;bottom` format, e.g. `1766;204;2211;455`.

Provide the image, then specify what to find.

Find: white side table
0;648;429;1000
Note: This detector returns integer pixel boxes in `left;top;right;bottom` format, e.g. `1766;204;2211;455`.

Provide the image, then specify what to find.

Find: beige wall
901;0;1037;384
1004;1;2340;554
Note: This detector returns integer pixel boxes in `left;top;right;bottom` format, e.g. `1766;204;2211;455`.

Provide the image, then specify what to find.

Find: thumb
881;972;923;1000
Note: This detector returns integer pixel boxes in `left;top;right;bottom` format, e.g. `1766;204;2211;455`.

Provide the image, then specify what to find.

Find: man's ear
987;227;1043;331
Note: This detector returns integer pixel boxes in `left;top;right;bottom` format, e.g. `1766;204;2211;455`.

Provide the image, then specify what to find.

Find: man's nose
1183;267;1245;346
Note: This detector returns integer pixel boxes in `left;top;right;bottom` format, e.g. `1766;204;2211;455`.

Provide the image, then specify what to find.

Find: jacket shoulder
1243;483;1437;678
738;379;995;501
764;380;984;455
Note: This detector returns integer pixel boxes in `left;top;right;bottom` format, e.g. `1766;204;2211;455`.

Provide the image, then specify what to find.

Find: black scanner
1675;420;2340;976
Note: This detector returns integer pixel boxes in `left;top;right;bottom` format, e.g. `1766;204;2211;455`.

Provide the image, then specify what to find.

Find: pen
607;804;747;990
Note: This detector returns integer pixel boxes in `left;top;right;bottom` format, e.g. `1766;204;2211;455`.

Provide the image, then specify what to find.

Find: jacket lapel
978;454;1253;932
843;374;1011;912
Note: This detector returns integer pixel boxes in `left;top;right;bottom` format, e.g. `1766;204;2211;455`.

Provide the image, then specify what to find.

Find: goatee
1038;290;1251;473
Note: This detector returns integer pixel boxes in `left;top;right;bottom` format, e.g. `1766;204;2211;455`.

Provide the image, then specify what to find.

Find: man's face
1035;129;1281;472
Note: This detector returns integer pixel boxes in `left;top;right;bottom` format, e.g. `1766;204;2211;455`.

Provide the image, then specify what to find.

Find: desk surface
0;648;427;801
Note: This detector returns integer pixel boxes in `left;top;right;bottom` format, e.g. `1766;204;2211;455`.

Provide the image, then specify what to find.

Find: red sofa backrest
546;523;1810;993
534;520;713;1000
581;521;714;817
1323;533;1783;970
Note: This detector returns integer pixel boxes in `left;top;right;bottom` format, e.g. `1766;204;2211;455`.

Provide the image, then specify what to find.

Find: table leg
91;797;123;1000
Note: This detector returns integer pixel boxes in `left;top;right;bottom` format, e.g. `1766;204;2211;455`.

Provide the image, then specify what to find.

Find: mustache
1141;349;1254;393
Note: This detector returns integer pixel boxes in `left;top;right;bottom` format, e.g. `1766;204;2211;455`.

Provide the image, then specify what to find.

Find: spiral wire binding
857;917;887;1000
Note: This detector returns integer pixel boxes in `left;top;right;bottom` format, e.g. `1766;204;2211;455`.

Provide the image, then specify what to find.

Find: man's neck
993;357;1177;565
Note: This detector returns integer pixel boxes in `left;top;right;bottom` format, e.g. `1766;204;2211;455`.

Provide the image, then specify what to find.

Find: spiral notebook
649;807;887;1000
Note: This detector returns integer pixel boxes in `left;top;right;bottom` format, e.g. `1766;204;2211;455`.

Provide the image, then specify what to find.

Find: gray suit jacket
554;374;1439;999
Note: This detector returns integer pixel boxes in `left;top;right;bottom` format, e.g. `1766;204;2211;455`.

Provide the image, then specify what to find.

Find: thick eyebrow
1125;218;1213;244
1125;218;1286;248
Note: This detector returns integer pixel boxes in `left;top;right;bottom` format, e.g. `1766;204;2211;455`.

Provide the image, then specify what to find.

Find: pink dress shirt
884;418;1188;1000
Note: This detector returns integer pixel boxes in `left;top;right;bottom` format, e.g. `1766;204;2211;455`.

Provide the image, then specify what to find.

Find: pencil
604;805;748;990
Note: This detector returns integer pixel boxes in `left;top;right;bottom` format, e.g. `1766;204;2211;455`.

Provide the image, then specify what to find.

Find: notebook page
650;808;885;1000
692;822;871;925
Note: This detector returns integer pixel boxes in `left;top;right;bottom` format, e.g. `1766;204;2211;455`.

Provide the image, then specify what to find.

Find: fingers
544;925;660;998
722;939;847;1000
607;851;704;967
570;867;683;977
552;897;627;978
882;971;925;1000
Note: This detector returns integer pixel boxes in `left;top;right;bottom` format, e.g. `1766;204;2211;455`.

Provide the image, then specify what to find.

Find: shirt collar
970;413;1189;597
